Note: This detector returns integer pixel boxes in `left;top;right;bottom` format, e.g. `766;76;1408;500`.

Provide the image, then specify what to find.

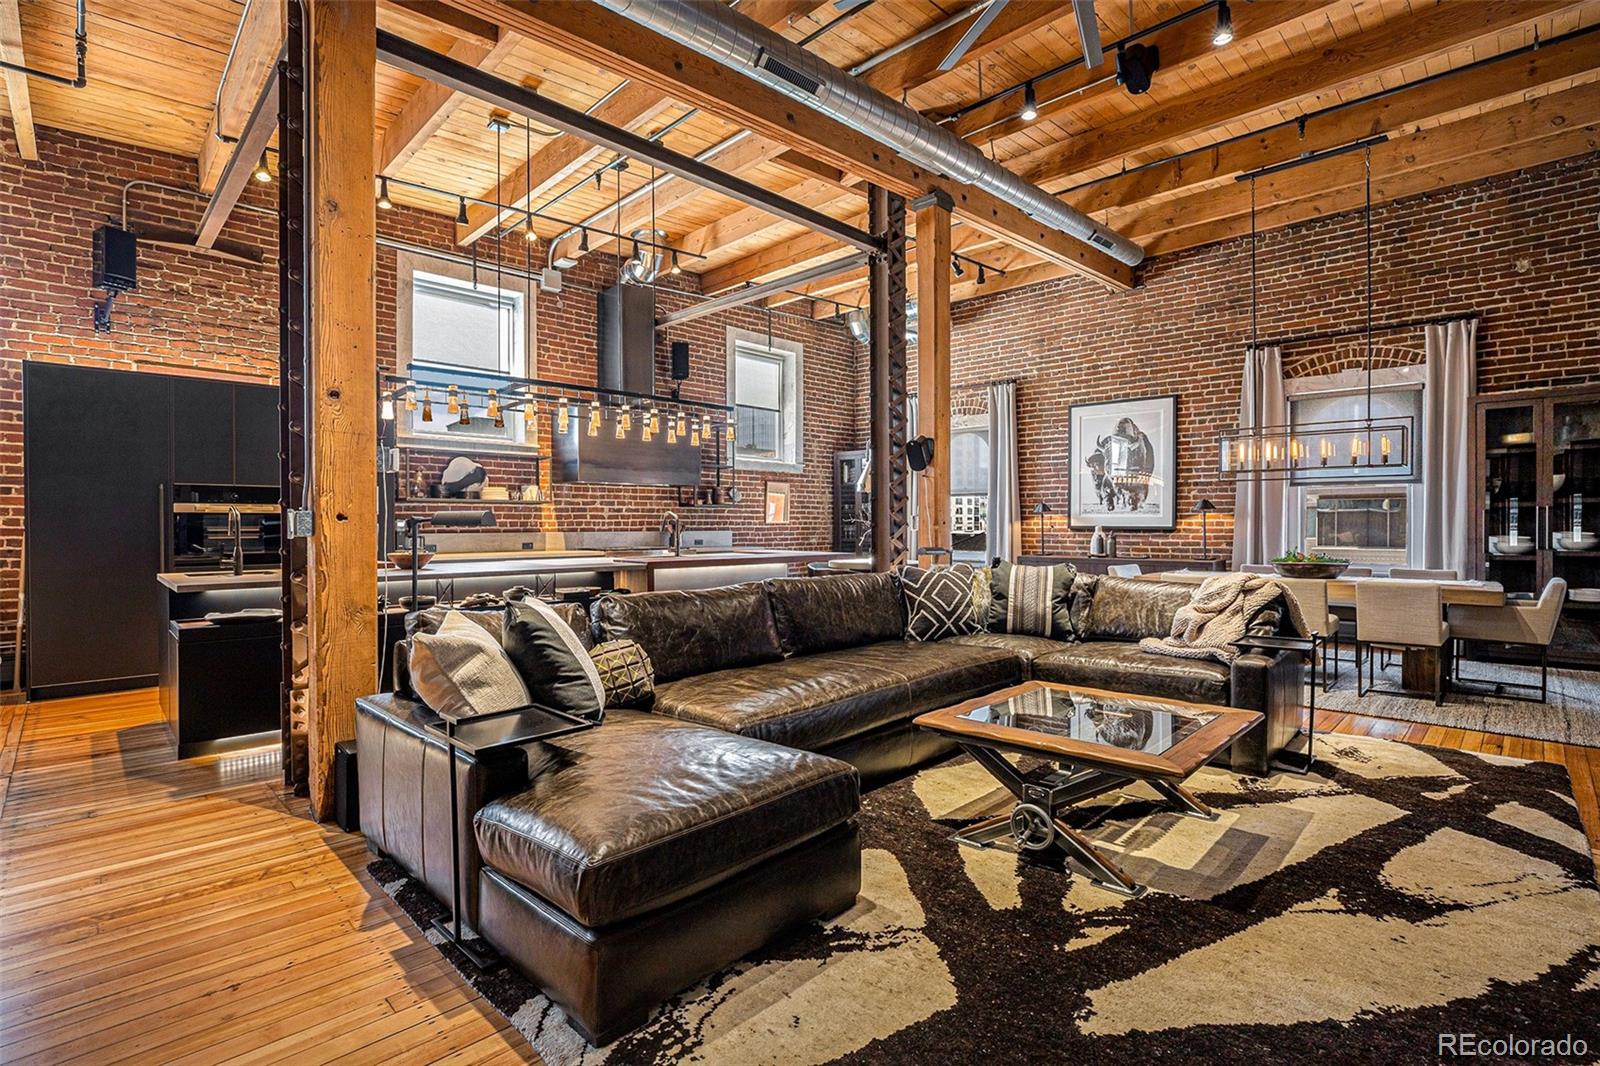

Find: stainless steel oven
166;484;281;572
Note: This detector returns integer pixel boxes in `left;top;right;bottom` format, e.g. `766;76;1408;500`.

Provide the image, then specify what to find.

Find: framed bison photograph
1068;394;1178;530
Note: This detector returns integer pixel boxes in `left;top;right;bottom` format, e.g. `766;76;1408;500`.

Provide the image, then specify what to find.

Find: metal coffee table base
952;743;1217;899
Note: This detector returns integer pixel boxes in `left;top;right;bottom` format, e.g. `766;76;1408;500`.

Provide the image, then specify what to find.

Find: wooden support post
305;0;377;821
868;185;909;572
913;191;953;559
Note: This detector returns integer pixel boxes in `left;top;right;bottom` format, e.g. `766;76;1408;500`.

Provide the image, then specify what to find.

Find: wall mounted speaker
670;341;690;381
93;225;138;293
906;436;935;471
1116;44;1160;95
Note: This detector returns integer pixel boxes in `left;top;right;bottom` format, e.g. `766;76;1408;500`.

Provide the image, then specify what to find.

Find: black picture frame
1068;394;1179;531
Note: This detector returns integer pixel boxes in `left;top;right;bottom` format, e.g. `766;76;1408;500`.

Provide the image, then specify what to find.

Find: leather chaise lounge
357;573;1303;1043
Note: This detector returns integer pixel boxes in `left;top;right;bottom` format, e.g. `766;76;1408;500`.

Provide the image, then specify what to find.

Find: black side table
1232;634;1318;774
419;703;598;969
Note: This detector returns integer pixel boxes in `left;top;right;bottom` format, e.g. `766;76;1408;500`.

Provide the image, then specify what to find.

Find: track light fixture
952;255;965;278
977;264;987;285
1019;81;1039;122
376;176;393;210
456;196;469;225
578;227;590;253
1212;0;1233;46
670;251;682;275
252;152;272;184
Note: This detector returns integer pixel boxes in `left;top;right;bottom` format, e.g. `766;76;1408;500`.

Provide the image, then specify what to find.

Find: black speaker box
93;225;138;293
334;740;360;833
670;340;690;381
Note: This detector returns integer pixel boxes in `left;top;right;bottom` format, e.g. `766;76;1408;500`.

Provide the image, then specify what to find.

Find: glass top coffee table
915;682;1262;898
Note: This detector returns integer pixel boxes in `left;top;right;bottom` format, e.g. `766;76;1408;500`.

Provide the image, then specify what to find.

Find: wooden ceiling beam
766;224;1007;307
675;180;860;259
378;26;523;177
940;0;1330;142
0;0;35;160
1014;0;1573;190
1115;80;1600;241
197;0;285;193
451;0;1134;288
383;0;498;44
860;0;1073;96
1060;28;1600;221
195;63;279;249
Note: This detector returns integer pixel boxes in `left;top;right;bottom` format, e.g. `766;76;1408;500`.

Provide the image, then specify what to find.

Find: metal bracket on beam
375;29;884;256
910;189;955;213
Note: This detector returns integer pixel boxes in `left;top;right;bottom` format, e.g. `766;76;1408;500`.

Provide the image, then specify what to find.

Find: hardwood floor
1;687;1596;1065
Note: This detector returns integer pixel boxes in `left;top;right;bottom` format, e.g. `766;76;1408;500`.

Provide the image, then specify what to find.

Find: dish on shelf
481;486;510;501
1499;431;1534;446
1487;536;1536;556
387;549;437;570
1554;532;1599;551
1569;589;1600;603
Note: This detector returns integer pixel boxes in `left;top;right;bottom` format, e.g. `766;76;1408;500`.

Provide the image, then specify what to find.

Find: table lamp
1193;499;1216;559
401;510;496;609
1031;500;1053;558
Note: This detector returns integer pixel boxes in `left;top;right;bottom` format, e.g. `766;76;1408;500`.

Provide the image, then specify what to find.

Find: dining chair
1388;567;1460;581
1355;579;1449;705
1279;577;1341;690
1341;566;1373;577
1240;563;1276;575
1106;563;1142;577
1446;578;1567;703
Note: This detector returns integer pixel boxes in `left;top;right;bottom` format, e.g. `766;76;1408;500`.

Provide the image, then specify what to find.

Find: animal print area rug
369;735;1600;1065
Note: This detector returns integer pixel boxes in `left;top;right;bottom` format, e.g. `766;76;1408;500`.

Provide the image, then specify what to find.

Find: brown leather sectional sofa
357;572;1301;1044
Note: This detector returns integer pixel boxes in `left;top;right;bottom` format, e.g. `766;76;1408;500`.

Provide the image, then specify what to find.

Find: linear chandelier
1219;146;1413;482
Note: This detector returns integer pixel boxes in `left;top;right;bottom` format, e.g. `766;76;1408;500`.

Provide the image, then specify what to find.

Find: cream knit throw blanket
1138;572;1311;665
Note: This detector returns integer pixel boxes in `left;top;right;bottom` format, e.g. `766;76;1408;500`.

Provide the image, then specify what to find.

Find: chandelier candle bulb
486;390;500;419
447;384;459;414
458;398;471;426
421;390;433;422
404;381;417;412
557;403;570;434
587;400;601;437
1381;435;1392;463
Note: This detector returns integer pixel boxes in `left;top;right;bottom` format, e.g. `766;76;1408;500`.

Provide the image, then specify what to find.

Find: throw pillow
970;566;993;632
989;560;1076;638
589;639;655;708
899;563;984;642
408;610;531;717
503;598;607;722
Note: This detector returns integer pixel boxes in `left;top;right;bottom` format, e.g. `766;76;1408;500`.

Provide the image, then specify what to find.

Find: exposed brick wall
0;122;856;663
925;151;1600;563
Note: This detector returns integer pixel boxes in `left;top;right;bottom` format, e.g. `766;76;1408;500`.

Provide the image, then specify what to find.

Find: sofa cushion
474;710;858;928
944;631;1074;671
1032;641;1230;706
503;599;605;721
989;560;1076;638
898;563;984;641
588;639;654;709
407;610;531;716
764;572;903;657
653;640;1019;751
593;584;783;683
1077;576;1195;642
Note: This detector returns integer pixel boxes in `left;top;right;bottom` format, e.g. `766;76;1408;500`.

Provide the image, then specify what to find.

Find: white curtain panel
987;381;1021;562
1231;346;1292;568
1421;318;1476;575
906;394;919;552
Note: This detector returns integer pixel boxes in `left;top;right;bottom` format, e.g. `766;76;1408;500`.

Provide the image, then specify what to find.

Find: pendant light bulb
376;176;393;210
447;384;459;414
615;405;629;439
457;396;472;426
587;400;602;437
1020;81;1039;122
1212;0;1234;46
252;151;272;183
525;225;537;243
669;251;682;275
403;380;417;411
421;389;433;422
557;402;571;434
486;389;501;419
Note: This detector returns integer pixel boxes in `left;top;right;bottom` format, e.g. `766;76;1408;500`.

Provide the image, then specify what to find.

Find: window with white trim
727;327;803;472
950;417;990;561
397;251;532;450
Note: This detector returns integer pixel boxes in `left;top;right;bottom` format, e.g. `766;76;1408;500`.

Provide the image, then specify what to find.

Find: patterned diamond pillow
589;638;655;709
899;563;984;642
989;560;1077;639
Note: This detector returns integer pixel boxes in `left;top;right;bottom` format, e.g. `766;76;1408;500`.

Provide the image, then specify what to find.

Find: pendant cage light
1218;147;1412;482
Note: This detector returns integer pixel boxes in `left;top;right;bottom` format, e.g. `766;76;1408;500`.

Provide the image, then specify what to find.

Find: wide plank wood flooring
2;687;1596;1064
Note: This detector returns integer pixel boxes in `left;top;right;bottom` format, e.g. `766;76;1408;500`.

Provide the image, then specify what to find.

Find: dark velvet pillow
989;560;1076;639
502;599;605;721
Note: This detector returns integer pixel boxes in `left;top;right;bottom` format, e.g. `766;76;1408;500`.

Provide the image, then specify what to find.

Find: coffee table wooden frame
915;682;1262;898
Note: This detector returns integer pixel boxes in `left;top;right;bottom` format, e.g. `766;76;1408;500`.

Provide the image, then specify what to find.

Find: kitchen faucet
226;505;245;576
660;510;684;556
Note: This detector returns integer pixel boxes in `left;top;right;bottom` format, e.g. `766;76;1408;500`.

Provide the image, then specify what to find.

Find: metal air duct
594;0;1145;267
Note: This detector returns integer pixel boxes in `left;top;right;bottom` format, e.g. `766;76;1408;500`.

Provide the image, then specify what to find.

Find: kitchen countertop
156;547;846;593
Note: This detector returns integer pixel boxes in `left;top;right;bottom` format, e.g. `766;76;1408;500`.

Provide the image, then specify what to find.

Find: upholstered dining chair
1388;567;1460;581
1107;563;1142;577
1279;577;1341;689
1355;579;1450;705
1240;563;1277;575
1446;578;1567;703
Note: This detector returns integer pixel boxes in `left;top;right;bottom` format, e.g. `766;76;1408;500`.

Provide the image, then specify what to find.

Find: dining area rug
370;733;1599;1065
1317;659;1600;745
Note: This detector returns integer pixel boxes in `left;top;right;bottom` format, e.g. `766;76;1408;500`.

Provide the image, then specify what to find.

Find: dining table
1132;570;1507;693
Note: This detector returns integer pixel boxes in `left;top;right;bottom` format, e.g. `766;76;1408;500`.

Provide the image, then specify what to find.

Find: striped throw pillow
989;561;1076;639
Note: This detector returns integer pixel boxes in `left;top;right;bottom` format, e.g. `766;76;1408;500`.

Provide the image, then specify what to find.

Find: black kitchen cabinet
233;383;280;486
24;364;282;698
172;377;236;485
25;363;174;696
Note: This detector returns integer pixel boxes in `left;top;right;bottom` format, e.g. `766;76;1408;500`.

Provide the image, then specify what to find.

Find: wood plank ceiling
5;0;1598;314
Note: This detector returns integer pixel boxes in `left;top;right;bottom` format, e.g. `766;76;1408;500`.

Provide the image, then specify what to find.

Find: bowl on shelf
1487;537;1536;556
386;549;436;570
1570;588;1600;604
1272;561;1350;579
1500;431;1534;446
1553;532;1599;551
